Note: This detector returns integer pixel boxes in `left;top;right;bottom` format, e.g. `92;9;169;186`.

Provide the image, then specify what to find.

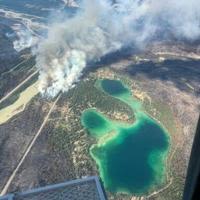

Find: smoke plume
13;29;37;52
36;0;200;97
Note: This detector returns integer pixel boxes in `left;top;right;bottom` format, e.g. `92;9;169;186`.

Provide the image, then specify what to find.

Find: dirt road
0;94;61;196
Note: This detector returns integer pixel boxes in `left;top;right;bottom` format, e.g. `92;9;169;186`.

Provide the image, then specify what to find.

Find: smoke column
36;0;200;97
13;29;36;52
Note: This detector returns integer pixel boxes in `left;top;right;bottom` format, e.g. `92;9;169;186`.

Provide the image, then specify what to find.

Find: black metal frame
0;176;106;200
183;116;200;200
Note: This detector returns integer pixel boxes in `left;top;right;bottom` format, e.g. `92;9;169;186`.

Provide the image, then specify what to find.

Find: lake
81;79;170;195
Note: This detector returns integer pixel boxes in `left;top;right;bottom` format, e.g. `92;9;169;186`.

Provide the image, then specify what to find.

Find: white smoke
62;0;79;7
5;23;39;52
36;0;200;97
13;29;37;52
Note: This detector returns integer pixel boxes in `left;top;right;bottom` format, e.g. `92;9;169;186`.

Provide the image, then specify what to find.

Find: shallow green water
81;79;170;195
81;110;113;138
101;79;130;96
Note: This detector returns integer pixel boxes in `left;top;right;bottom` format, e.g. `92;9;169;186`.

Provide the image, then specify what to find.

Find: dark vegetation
67;78;134;122
125;59;200;96
0;56;36;99
0;95;52;191
0;24;19;74
0;72;38;110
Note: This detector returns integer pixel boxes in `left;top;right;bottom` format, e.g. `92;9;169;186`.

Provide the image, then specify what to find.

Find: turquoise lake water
81;79;170;195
